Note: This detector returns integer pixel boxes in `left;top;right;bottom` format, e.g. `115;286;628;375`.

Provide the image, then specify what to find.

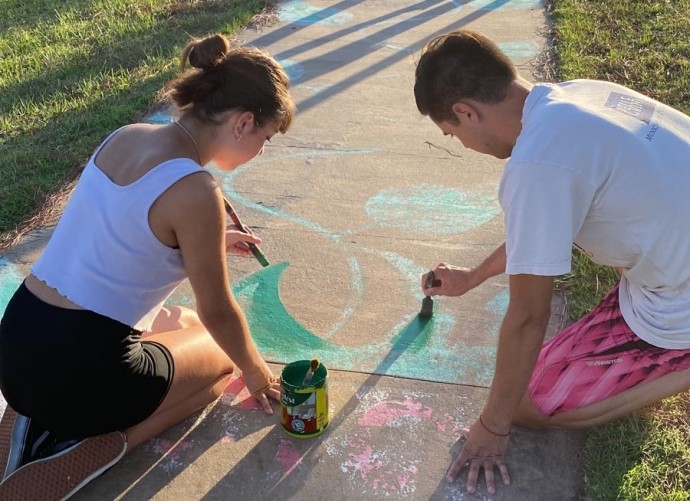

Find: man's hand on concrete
445;419;511;495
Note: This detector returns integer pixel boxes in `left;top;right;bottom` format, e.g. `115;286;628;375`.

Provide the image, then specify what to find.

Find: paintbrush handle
425;270;436;289
222;196;270;267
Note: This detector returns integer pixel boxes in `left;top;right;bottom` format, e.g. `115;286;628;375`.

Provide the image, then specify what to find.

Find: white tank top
32;128;209;331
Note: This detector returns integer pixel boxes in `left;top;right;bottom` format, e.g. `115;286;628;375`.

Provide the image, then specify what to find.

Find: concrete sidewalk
0;0;586;499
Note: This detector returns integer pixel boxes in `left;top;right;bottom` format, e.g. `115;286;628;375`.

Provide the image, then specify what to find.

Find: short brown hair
168;34;295;133
414;30;517;123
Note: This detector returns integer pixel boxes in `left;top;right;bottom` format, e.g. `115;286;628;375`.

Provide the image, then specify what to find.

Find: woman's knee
209;372;235;400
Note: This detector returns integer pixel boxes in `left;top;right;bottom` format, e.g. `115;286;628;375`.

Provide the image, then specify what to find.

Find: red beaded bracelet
479;414;510;437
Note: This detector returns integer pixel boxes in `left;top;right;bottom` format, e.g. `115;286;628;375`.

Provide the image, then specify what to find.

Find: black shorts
0;282;174;440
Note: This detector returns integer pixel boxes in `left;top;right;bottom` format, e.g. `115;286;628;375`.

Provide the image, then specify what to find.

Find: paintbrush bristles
419;296;434;317
302;358;320;386
419;270;435;317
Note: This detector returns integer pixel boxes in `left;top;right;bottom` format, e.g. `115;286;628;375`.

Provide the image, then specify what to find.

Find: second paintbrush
222;196;270;267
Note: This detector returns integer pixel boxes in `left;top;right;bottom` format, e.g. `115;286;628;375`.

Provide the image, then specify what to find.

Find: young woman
0;33;296;499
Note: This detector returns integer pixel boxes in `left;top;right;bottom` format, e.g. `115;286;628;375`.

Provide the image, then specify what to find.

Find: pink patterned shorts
528;283;690;416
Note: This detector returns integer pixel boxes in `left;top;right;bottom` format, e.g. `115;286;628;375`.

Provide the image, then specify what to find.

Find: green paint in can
280;360;329;438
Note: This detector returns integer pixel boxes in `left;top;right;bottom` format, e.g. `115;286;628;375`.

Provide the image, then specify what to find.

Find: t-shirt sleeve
499;161;595;276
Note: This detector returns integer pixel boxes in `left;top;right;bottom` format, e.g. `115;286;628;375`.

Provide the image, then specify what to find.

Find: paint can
280;360;329;438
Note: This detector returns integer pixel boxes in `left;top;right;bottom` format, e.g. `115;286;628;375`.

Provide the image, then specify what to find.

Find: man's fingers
466;458;481;494
496;458;511;485
445;450;469;482
460;427;471;439
483;460;496;495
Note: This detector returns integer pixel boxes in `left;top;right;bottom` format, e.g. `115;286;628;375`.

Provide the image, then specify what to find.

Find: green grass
552;0;690;499
0;0;268;241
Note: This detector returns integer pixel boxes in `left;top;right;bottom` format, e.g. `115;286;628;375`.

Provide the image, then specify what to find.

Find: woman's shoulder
154;169;220;214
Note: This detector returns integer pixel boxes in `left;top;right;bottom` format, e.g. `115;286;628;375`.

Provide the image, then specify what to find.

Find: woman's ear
232;111;256;140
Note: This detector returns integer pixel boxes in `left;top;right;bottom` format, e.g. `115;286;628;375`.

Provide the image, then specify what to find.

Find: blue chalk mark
372;250;427;297
498;40;541;60
277;58;305;83
0;259;23;318
324;256;364;338
486;290;509;316
365;185;500;236
485;289;509;338
277;0;354;26
468;0;542;10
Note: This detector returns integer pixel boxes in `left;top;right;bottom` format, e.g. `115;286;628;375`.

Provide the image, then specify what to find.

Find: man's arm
446;273;553;494
483;273;554;431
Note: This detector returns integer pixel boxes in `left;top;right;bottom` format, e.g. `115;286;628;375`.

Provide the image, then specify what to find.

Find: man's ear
451;101;480;122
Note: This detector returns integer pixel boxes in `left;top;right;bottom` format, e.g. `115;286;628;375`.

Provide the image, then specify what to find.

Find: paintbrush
222;196;270;267
419;270;437;318
302;358;320;387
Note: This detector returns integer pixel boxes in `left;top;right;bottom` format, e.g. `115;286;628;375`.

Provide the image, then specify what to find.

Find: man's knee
513;392;567;430
513;393;553;429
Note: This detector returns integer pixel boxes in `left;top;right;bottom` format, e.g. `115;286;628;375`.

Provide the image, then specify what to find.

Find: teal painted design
498;40;541;60
0;259;23;318
232;262;496;385
468;0;542;10
233;262;368;367
365;185;500;236
277;0;354;26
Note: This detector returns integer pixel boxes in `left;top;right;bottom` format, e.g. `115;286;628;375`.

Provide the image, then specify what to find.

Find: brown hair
168;34;295;133
414;30;517;123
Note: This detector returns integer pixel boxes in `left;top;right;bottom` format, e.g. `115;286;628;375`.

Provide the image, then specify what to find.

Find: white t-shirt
499;80;690;349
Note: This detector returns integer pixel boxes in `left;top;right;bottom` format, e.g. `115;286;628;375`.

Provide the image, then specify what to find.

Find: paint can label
280;360;329;438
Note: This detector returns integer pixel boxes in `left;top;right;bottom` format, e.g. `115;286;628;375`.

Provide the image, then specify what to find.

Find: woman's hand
225;224;262;257
243;360;281;414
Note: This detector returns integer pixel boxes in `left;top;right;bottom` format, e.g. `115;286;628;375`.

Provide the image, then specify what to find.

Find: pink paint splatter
397;465;419;493
343;445;383;479
276;439;302;474
435;413;462;434
150;439;193;457
223;376;264;410
150;438;176;455
358;399;432;427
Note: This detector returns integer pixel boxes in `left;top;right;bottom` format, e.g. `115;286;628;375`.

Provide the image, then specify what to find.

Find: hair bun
188;34;231;70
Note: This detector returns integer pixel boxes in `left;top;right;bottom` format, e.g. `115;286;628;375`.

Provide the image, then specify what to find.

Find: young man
414;29;690;495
